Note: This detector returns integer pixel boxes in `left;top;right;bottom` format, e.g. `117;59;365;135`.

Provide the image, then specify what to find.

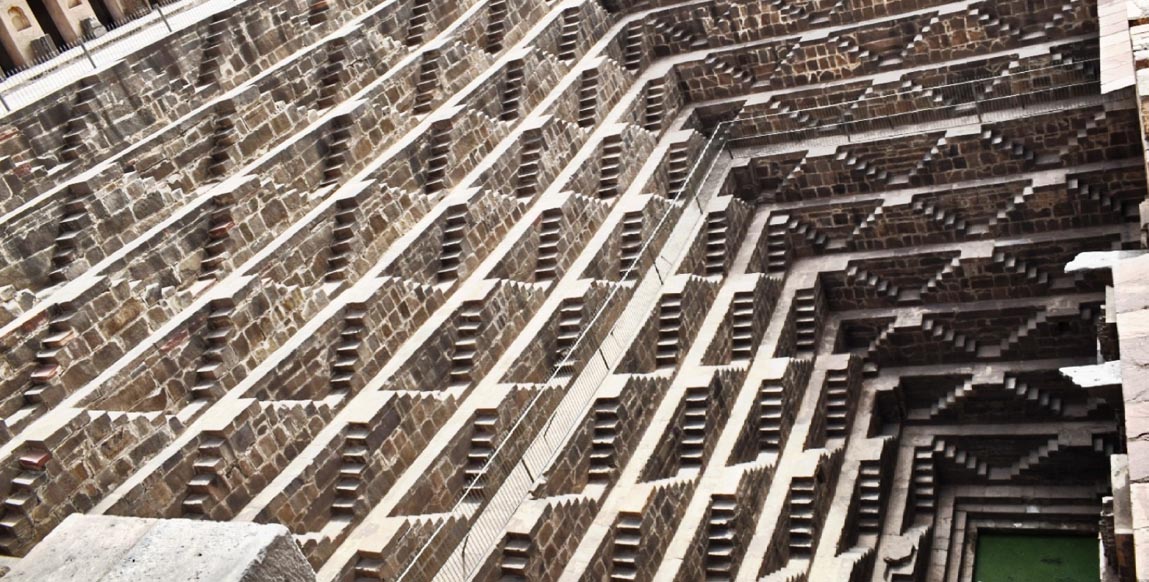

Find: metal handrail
392;121;732;581
389;65;1120;581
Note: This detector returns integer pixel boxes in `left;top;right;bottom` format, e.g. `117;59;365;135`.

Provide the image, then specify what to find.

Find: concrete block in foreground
3;514;315;582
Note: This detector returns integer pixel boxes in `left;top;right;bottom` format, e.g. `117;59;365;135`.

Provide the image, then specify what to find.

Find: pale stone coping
1099;0;1134;93
1060;360;1123;388
2;514;314;581
1065;249;1146;272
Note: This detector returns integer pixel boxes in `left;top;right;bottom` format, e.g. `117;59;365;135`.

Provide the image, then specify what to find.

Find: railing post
80;41;96;69
156;3;173;32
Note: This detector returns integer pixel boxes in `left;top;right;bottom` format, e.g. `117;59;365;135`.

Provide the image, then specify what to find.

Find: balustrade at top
0;0;231;114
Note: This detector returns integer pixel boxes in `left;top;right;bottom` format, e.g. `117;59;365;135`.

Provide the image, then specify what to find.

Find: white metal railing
0;0;239;115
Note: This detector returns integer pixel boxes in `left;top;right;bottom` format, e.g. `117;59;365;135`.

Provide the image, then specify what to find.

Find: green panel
973;532;1098;582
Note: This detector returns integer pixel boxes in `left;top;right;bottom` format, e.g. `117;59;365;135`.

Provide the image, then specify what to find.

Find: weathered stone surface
3;514;314;581
0;0;1145;579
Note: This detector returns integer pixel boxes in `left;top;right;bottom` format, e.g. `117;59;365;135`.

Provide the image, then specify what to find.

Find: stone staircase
905;136;956;183
515;129;544;199
896;16;941;62
910;197;968;237
764;214;792;273
0;451;50;553
325;198;359;281
704;212;729;276
823;368;852;439
405;0;434;46
769;0;808;20
788;477;817;556
991;250;1050;285
619;211;644;280
412;50;441;115
500;59;526;121
578;70;600;128
449;301;483;387
486;0;509;53
698;55;753;86
610;513;643;580
47;184;93;284
910;448;936;515
1068;178;1127;217
59;77;98;162
758;380;787;453
845;263;899;300
316;40;348;109
836;149;888;182
986;186;1035;228
331;423;370;517
652;19;708;51
850;205;884;239
534;209;563;282
329;303;366;395
980;129;1037;164
1002;437;1061;479
557;9;581;61
774;155;807;195
195;13;229;87
932;439;989;478
205;108;238;180
622;22;644;71
588;397;620;482
666;142;691;199
768;100;821;130
855;461;882;533
704;495;738;579
920;317;978;356
320;114;354;187
644;78;667;132
598;136;624;199
424;120;451;194
501;533;533;578
1004;376;1063;415
437;205;468;282
182;433;226;517
928;378;975;418
978;309;1047;359
680;386;709;468
730;292;756;361
199;191;235;281
656;294;683;368
920;257;962;295
24;304;76;407
190;300;234;401
463;411;498;500
793;287;819;352
553;298;584;378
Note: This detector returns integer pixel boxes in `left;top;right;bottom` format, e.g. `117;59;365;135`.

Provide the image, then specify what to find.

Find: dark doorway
87;0;117;29
25;1;66;49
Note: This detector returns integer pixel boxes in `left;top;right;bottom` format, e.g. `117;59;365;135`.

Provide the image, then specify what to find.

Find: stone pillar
1113;254;1149;582
0;0;48;68
42;0;104;45
1105;455;1137;582
1127;0;1149;242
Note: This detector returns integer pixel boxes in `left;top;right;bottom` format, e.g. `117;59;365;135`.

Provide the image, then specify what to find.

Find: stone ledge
2;514;314;582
